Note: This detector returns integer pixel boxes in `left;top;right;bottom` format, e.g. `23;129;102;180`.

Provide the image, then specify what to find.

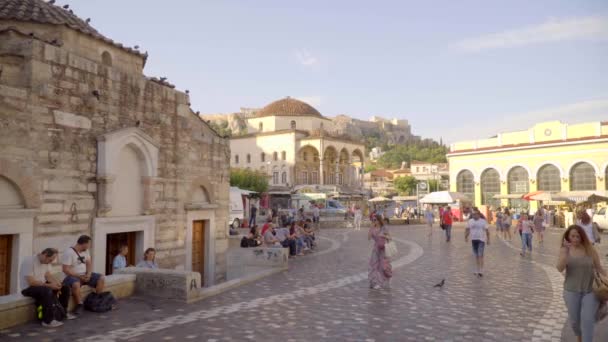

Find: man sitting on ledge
20;248;76;327
62;235;105;316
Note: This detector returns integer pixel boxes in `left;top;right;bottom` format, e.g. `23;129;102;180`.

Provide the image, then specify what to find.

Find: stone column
335;162;339;185
528;179;538;213
596;174;605;191
319;159;325;185
474;181;482;207
499;180;508;208
96;174;115;217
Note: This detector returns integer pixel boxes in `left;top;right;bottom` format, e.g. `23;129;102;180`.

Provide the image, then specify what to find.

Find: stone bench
227;247;288;281
0;273;136;330
114;267;202;303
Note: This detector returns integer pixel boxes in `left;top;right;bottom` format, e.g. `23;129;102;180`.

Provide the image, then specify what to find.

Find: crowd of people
20;235;158;328
242;216;318;258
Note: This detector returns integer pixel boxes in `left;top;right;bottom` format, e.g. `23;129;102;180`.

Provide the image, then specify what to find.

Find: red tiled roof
255;97;323;118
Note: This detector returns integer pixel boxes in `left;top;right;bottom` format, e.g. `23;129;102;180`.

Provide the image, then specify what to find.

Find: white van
229;187;247;229
593;207;608;232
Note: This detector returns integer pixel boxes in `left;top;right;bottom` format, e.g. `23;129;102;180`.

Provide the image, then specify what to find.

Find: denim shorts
63;272;102;288
471;240;485;256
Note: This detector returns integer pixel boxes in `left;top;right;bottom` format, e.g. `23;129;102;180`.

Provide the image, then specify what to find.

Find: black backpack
38;296;66;322
240;236;249;248
84;291;116;312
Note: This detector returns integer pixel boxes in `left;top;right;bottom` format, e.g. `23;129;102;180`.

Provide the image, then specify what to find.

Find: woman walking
353;205;362;231
495;207;503;236
557;225;607;342
518;213;534;257
503;208;512;240
368;216;392;290
533;209;545;245
424;206;434;236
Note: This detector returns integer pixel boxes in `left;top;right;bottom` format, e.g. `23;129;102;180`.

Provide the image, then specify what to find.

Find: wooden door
192;220;205;278
0;235;12;295
106;232;136;275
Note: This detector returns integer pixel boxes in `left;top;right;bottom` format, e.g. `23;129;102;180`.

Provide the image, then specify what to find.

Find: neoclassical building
0;0;229;296
448;120;608;211
230;97;365;191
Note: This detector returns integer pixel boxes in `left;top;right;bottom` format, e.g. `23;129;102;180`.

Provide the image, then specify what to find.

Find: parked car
593;207;608;232
229;187;245;229
321;199;347;215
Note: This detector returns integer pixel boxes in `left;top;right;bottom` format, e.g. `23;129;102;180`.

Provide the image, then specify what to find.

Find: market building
0;0;230;296
230;97;366;193
447;120;608;212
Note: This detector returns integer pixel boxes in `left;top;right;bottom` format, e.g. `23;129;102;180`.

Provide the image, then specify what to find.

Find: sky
67;0;608;143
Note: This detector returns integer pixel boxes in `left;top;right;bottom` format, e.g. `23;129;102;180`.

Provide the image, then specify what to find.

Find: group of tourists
20;235;159;328
423;205;454;242
243;217;317;257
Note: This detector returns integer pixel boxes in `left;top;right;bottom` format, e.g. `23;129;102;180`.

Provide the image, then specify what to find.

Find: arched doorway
480;168;500;208
323;146;338;185
456;170;475;203
0;176;26;295
507;166;529;211
537;164;561;192
570;162;596;191
296;146;320;185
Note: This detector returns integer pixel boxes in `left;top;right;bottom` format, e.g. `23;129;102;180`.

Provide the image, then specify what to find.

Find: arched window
0;176;25;209
273;152;278;161
281;172;287;184
246;154;251;163
456;170;474;203
290;120;296;129
258;122;263;132
570;162;596;190
260;152;265;162
537;164;561;192
101;51;112;66
480;168;500;207
281;151;286;161
234;155;239;164
507;166;529;210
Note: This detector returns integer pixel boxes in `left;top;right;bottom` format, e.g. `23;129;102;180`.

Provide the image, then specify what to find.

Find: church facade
0;0;229;296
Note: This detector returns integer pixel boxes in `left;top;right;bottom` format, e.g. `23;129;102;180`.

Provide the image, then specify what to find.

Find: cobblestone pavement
2;225;607;341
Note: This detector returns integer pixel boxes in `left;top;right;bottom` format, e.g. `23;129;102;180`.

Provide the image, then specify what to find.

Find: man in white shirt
312;204;320;227
62;235;105;316
465;211;490;278
20;248;75;327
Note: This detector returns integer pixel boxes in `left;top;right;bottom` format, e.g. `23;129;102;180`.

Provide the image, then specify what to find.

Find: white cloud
294;96;322;107
294;49;318;66
452;16;608;52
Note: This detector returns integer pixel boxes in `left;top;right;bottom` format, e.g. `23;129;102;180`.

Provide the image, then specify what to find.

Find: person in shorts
62;235;105;315
465;211;490;277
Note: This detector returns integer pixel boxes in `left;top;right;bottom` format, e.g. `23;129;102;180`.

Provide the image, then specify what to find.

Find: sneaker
372;285;381;290
66;313;77;320
42;320;63;328
73;303;83;316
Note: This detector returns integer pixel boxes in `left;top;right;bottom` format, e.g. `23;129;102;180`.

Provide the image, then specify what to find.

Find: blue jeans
444;224;452;241
563;290;599;342
521;232;532;253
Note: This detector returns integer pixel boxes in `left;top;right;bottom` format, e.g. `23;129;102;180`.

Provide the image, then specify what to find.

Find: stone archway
0;158;40;209
323;146;338;185
296;145;320;185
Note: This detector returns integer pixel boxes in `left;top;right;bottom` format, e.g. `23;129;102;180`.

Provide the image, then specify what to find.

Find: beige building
0;0;229;296
410;161;449;182
230;97;365;190
448;120;608;211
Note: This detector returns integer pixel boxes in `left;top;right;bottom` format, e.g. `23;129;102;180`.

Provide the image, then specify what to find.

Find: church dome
255;97;323;118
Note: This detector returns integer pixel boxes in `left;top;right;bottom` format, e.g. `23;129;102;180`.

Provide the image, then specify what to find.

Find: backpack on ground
84;291;116;312
38;296;66;322
240;236;249;248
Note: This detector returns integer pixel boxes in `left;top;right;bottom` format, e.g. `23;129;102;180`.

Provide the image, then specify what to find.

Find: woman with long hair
502;208;512;240
136;248;158;269
368;216;392;290
557;225;606;342
533;209;545;245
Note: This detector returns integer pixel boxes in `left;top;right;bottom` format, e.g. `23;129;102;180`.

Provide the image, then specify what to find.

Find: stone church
0;0;230;296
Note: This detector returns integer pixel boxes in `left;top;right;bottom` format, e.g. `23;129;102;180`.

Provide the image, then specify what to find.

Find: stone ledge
0;274;135;330
115;268;201;303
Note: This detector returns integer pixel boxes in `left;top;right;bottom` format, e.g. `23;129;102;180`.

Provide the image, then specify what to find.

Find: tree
428;179;439;192
376;143;448;169
230;168;268;193
209;120;232;137
393;176;418;195
364;164;378;173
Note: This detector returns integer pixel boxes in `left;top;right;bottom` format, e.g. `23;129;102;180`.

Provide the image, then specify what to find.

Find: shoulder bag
593;270;608;302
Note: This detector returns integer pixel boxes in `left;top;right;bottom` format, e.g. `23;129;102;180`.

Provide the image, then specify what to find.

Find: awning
419;191;470;204
554;191;608;204
267;191;292;195
492;194;524;199
369;196;392;202
392;196;418;201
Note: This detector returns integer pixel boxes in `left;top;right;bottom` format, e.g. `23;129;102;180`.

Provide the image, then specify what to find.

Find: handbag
376;236;386;250
382;259;393;278
593;271;608;302
597;301;608;322
385;240;398;258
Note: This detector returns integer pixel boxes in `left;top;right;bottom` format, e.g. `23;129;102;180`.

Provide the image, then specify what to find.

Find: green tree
377;143;448;169
230;168;268;193
209;120;232;137
393;176;418;195
364;164;378;173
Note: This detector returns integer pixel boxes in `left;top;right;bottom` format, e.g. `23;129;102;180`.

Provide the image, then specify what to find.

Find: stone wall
0;26;230;283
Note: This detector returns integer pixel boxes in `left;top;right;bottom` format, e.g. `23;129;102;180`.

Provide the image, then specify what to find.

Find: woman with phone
557;225;606;342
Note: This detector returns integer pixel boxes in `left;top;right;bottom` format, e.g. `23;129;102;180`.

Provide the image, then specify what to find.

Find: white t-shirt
313;207;320;217
20;255;51;290
61;247;90;275
578;221;595;243
467;218;489;242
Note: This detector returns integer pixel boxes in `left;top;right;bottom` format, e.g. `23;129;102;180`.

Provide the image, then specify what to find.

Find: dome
255;97;323;118
0;0;145;57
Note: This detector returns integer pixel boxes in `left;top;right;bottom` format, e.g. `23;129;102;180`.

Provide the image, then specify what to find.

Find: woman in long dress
368;216;392;289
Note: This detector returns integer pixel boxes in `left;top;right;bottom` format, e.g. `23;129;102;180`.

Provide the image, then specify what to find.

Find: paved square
2;224;607;341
